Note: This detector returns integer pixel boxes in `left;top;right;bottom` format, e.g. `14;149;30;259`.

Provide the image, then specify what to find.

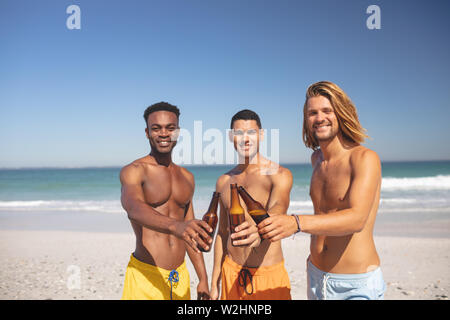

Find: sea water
1;161;449;219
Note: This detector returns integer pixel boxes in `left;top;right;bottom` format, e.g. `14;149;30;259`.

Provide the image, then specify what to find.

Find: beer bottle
238;186;270;224
229;183;246;246
198;191;220;252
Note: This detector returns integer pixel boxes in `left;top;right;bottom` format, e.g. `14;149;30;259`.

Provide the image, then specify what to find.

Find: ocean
1;161;450;221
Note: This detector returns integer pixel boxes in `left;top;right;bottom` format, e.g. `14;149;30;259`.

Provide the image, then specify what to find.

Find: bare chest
220;174;272;211
310;162;352;211
141;167;193;214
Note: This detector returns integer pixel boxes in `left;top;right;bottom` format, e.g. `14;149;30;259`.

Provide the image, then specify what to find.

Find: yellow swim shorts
122;254;191;300
221;255;291;300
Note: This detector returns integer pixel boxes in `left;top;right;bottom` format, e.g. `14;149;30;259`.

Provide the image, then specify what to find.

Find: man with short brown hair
120;102;212;300
210;109;293;300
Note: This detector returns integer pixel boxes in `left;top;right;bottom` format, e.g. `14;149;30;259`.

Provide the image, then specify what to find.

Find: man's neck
237;153;262;172
318;134;348;161
149;150;172;167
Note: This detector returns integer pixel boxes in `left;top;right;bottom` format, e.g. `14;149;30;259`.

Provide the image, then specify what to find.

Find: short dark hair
230;109;261;129
143;102;180;124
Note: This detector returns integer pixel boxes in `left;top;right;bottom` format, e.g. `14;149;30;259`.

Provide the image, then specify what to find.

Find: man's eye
234;131;244;136
247;130;257;135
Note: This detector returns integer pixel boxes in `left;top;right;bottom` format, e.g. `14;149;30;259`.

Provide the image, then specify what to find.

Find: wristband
291;214;301;234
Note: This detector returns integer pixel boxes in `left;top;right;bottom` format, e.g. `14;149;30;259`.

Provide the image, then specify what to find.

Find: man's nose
159;128;169;137
315;111;326;123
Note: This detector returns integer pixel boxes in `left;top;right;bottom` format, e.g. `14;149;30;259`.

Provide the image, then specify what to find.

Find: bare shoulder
119;160;146;185
311;149;323;167
350;146;380;162
215;173;231;192
349;146;381;172
272;164;293;183
178;165;195;187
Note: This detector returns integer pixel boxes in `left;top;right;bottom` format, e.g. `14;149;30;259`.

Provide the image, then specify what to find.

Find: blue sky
1;0;449;168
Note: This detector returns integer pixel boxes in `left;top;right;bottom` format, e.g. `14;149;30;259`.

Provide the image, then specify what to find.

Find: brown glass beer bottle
198;191;220;252
238;186;270;224
229;183;246;246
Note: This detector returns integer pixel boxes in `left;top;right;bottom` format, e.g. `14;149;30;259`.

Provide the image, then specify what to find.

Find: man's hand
210;284;220;300
174;220;213;253
197;279;210;300
230;221;261;248
258;215;298;242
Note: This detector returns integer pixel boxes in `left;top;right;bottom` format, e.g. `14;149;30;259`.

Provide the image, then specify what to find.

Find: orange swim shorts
220;255;291;300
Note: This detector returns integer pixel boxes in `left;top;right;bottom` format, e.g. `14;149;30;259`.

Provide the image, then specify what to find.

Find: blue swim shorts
307;258;386;300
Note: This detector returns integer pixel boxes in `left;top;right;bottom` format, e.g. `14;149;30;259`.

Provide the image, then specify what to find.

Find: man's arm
299;149;381;235
259;149;381;240
265;167;293;216
120;164;212;252
210;198;228;300
184;199;210;300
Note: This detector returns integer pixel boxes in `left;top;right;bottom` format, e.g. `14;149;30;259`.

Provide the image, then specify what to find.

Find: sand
0;224;449;300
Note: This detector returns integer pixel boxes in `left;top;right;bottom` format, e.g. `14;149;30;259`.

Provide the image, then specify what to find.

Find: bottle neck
238;187;264;211
207;192;220;214
238;187;254;203
230;185;244;214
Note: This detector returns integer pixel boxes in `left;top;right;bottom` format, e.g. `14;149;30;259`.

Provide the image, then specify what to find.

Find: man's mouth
158;141;171;147
314;124;331;131
239;143;252;150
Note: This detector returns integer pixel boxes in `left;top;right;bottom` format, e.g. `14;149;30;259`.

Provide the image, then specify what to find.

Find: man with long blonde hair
258;81;386;300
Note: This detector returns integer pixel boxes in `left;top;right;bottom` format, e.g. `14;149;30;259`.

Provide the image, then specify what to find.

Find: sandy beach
0;210;449;300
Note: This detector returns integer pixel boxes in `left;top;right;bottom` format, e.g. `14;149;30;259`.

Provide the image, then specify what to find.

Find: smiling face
145;111;179;154
230;119;262;160
305;95;340;144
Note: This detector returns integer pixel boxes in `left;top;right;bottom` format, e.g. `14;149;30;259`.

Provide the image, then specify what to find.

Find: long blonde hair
302;81;369;150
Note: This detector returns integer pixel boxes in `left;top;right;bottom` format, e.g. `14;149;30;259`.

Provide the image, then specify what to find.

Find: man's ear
145;127;149;139
259;128;265;142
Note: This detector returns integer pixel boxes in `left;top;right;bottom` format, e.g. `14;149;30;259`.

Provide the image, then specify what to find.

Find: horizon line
1;159;450;170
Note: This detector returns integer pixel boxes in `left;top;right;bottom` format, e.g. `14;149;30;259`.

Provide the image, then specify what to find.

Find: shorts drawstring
322;274;330;300
238;268;254;295
168;270;179;300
